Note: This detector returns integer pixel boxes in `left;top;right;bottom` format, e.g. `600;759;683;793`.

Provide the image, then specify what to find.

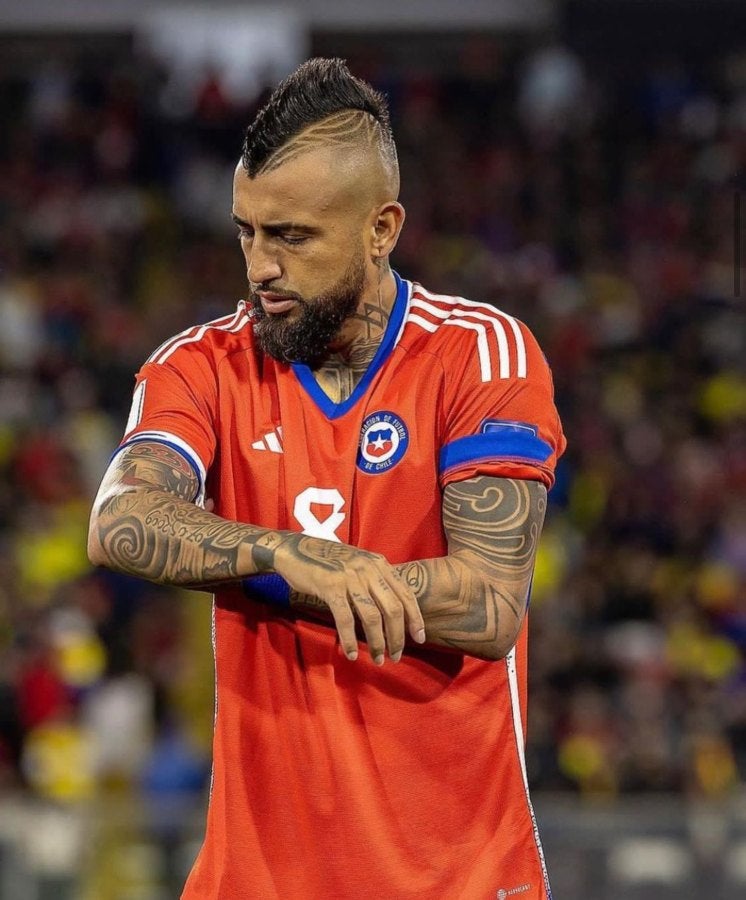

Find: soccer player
88;58;565;899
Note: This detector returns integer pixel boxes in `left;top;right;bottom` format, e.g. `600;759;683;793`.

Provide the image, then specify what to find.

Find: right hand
275;534;426;665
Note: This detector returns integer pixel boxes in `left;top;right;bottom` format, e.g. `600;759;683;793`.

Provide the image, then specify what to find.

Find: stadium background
0;1;744;897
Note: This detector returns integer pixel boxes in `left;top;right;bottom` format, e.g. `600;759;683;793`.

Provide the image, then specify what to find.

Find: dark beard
250;253;366;367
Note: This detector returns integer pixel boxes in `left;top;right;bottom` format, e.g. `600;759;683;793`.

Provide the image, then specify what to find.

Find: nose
246;236;282;286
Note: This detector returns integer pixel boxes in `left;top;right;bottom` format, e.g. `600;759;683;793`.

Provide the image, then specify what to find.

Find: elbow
87;509;108;568
466;634;516;663
480;634;519;662
477;593;527;662
87;528;104;569
471;580;528;662
432;631;519;663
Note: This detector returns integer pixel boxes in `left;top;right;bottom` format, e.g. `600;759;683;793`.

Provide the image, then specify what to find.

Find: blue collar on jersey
291;270;408;420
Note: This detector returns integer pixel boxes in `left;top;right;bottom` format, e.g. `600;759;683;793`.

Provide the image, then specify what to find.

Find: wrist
240;529;295;574
242;573;291;608
270;531;299;579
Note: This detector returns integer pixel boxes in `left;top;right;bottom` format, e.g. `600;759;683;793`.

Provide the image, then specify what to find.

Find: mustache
249;283;305;304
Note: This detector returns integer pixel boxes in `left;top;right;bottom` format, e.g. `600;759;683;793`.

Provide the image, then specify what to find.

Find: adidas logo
251;426;283;453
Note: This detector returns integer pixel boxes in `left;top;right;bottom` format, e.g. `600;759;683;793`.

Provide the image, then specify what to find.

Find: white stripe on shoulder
124;379;147;435
412;286;527;379
115;430;207;506
444;319;491;381
146;312;237;364
392;279;413;347
411;296;509;379
408;312;439;333
148;308;247;365
450;293;527;379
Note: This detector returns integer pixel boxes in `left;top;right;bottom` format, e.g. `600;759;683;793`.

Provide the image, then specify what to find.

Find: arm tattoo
90;441;287;585
397;477;546;657
114;441;198;500
287;475;547;660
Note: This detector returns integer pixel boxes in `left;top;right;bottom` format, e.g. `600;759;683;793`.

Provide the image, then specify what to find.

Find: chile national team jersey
118;274;565;900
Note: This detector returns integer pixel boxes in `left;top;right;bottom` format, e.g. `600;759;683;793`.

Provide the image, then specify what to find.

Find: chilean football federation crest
356;411;409;474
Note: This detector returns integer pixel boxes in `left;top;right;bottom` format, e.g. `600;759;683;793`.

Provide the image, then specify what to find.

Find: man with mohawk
89;58;564;899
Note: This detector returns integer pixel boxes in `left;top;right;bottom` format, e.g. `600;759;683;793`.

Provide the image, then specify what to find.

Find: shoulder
401;282;542;385
143;302;256;371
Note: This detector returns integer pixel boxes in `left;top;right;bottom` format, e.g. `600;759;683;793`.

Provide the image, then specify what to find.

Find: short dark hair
242;57;396;177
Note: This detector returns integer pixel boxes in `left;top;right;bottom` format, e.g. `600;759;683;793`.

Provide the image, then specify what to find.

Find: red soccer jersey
118;274;565;899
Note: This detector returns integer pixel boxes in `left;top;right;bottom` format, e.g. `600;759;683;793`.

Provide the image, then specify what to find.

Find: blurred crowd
0;33;744;841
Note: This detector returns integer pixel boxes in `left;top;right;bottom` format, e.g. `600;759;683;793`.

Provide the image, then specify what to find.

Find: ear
370;201;406;260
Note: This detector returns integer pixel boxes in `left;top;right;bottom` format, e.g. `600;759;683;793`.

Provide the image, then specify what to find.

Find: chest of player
208;347;446;558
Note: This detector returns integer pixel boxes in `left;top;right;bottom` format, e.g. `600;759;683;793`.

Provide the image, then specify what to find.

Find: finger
381;599;405;662
326;596;359;661
382;567;426;645
366;575;405;662
349;589;386;666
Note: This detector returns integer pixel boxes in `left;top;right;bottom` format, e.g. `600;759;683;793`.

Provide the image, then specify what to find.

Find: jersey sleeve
114;348;218;505
439;317;566;489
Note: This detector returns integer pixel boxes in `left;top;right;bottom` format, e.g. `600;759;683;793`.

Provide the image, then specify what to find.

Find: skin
88;113;548;663
89;442;545;662
233;120;403;398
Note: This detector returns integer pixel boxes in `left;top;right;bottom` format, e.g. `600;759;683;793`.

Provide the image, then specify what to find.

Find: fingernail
391;651;402;663
374;654;384;666
347;650;358;661
414;629;426;644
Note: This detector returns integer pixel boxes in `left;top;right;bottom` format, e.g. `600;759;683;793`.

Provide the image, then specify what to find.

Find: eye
236;227;253;241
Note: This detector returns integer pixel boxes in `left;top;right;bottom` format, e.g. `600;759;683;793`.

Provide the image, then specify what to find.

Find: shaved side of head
256;110;399;199
242;58;400;199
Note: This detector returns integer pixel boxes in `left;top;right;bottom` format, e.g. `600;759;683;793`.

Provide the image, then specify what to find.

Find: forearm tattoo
287;475;548;659
398;477;546;655
92;442;286;585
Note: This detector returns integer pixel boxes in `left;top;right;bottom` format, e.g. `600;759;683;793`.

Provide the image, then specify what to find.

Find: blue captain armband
242;573;291;608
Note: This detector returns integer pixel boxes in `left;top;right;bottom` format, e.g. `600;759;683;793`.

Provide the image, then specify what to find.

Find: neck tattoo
314;266;391;404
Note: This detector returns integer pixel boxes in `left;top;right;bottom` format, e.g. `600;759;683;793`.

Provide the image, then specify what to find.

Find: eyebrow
231;214;318;234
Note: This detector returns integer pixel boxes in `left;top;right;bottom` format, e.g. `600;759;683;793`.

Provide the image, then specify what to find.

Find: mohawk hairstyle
241;57;397;178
